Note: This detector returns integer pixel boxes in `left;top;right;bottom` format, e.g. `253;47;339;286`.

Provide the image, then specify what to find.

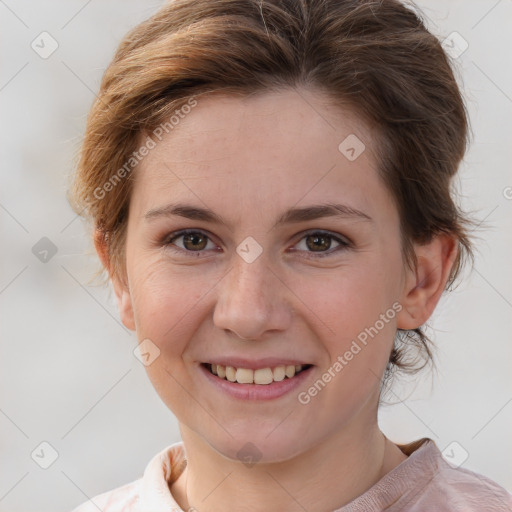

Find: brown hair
70;0;474;384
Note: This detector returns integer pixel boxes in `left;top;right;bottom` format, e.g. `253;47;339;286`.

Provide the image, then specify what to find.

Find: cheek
128;257;207;356
291;258;400;393
127;257;210;409
295;261;399;340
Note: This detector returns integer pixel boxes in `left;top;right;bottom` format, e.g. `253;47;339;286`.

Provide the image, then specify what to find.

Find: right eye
165;229;219;254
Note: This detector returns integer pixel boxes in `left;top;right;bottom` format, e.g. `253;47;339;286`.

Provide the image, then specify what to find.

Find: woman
70;0;512;510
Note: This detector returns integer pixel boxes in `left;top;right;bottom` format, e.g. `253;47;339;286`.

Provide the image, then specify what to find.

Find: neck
171;414;407;512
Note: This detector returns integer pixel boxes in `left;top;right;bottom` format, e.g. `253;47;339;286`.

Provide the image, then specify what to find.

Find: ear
397;234;458;330
94;229;136;331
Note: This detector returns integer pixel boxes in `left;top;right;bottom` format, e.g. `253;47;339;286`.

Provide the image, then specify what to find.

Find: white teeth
272;365;286;382
207;363;308;384
236;368;254;384
226;366;237;382
285;365;296;378
254;368;273;385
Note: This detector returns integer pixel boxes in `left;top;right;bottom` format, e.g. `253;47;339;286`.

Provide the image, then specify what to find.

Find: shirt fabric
71;438;512;512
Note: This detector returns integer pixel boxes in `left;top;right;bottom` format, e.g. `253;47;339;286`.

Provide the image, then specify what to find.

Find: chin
200;425;311;466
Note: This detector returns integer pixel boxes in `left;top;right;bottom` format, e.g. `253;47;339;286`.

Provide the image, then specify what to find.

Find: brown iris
306;233;332;252
182;232;208;251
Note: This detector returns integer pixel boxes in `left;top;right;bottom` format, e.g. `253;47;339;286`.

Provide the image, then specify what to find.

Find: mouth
201;362;313;385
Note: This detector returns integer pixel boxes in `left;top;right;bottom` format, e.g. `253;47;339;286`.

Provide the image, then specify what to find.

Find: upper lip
202;357;312;370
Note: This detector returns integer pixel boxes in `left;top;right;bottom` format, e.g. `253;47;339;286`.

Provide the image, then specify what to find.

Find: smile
203;363;312;385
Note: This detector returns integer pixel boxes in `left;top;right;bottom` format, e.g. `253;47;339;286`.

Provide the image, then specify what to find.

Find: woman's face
117;88;409;462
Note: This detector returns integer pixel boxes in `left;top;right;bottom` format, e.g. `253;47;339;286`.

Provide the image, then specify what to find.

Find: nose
213;255;293;341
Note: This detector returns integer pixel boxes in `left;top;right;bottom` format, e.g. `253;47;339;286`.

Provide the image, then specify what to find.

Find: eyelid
295;228;352;246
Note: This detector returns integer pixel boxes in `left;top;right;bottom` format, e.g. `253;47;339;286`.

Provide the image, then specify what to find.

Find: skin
96;87;457;512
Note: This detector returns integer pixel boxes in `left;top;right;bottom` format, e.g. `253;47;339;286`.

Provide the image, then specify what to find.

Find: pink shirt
71;438;512;511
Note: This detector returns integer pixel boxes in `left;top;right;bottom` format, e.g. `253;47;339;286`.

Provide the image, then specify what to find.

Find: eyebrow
144;202;373;227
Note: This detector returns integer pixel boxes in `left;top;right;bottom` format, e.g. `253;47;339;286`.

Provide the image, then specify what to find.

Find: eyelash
163;229;352;258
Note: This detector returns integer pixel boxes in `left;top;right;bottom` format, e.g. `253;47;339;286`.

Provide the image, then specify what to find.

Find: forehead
130;88;396;226
150;88;376;163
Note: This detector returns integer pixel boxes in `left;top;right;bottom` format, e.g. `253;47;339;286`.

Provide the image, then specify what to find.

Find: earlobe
397;235;458;330
93;229;136;331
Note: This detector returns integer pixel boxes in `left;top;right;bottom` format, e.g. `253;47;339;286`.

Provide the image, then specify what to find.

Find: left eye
294;231;348;255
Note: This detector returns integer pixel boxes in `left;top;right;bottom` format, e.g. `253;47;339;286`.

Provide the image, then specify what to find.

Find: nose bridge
213;251;291;340
226;253;275;312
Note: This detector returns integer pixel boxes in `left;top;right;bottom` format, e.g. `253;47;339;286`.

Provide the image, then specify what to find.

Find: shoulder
70;478;141;512
69;441;186;512
401;439;512;511
426;462;512;511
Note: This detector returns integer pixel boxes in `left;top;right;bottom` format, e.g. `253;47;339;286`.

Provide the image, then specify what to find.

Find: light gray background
1;1;511;511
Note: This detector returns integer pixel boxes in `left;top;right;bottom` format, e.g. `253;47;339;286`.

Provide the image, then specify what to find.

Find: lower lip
199;364;314;401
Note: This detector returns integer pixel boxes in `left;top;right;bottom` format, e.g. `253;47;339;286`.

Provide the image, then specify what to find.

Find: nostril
230;329;257;341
